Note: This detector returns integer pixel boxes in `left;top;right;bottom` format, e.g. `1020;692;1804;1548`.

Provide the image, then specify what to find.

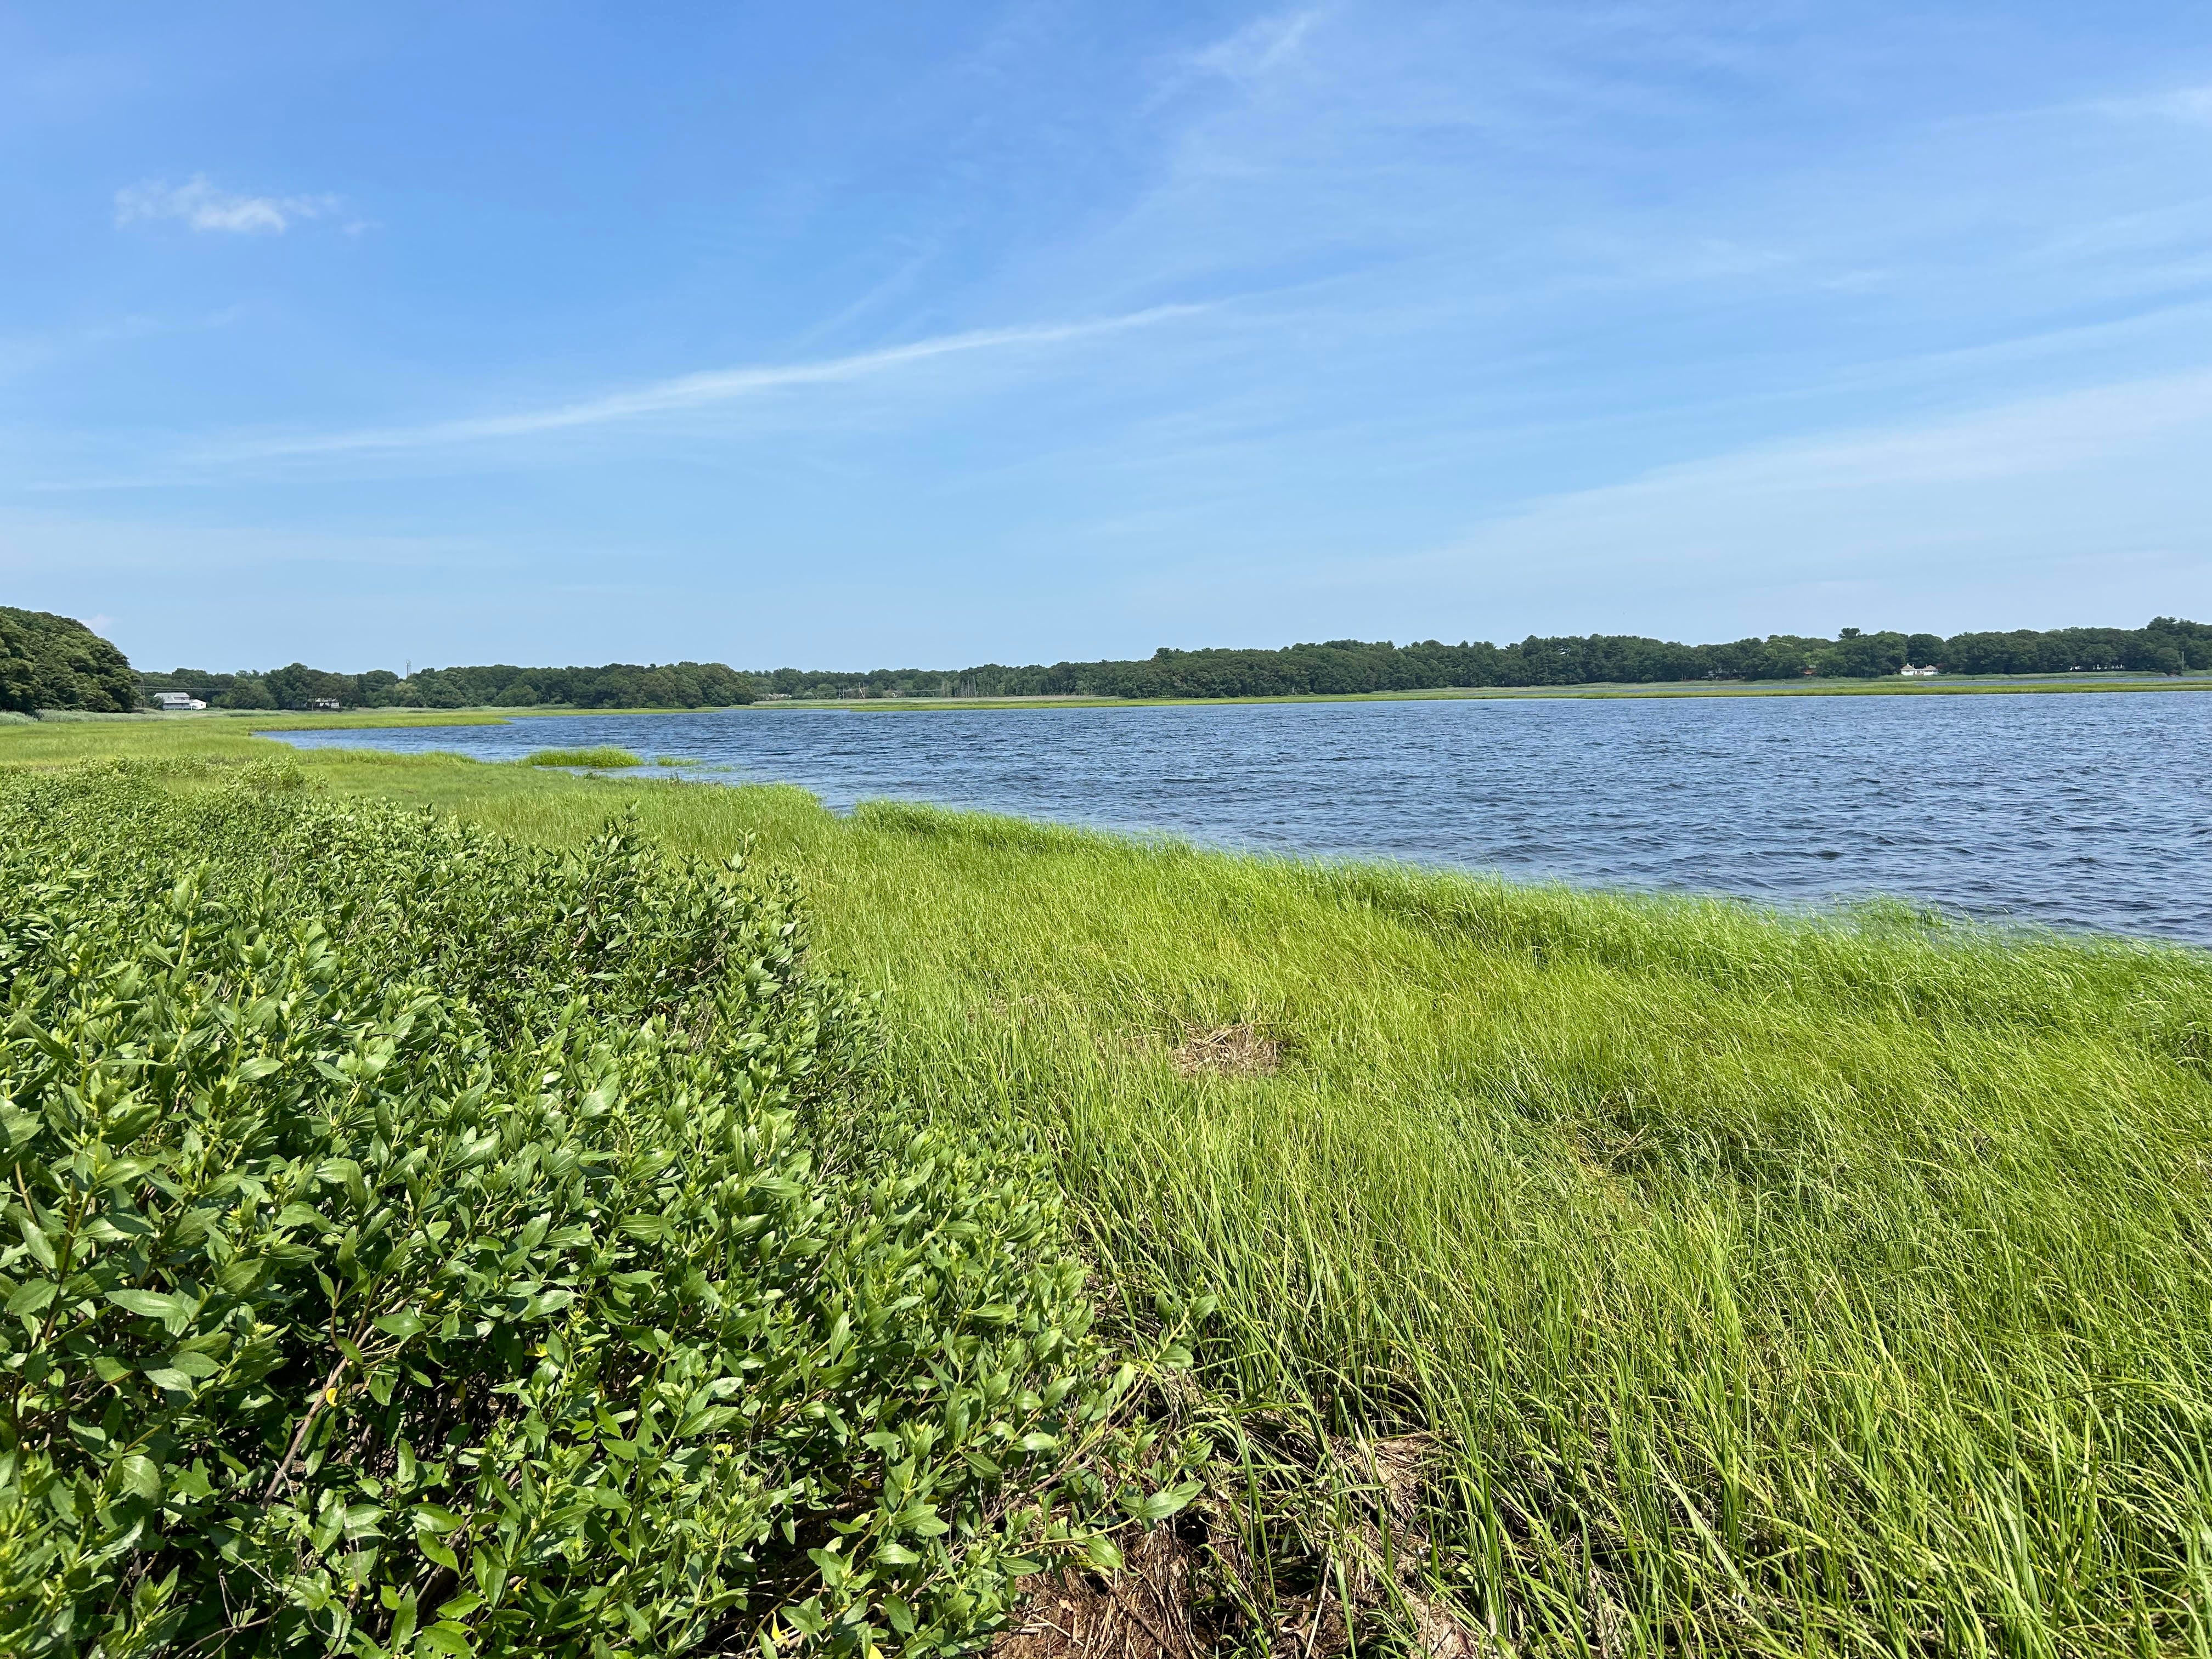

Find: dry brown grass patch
1170;1024;1282;1079
992;1527;1209;1659
989;1434;1489;1659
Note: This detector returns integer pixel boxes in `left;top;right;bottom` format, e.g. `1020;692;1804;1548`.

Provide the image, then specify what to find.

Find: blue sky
4;3;2210;673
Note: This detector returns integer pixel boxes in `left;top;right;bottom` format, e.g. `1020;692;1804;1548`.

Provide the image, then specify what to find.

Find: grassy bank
9;721;2212;1656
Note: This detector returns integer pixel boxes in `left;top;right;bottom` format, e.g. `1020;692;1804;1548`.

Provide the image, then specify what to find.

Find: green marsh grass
9;722;2212;1655
517;743;642;767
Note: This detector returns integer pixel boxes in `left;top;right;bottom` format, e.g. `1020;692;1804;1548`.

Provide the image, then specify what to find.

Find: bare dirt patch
1170;1024;1282;1079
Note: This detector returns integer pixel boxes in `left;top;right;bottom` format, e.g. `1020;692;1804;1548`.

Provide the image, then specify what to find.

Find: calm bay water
276;692;2212;944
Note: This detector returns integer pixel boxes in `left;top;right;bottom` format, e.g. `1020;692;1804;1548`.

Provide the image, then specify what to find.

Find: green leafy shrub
0;767;1183;1657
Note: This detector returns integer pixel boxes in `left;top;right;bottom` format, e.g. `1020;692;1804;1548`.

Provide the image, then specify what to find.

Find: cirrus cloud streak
198;304;1211;462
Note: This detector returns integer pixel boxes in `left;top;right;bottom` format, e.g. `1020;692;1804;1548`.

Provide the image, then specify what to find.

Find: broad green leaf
114;1455;163;1502
1132;1487;1198;1523
18;1218;57;1272
107;1288;188;1322
419;1536;461;1572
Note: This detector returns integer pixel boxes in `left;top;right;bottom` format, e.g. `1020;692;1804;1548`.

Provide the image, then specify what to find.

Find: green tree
0;608;138;713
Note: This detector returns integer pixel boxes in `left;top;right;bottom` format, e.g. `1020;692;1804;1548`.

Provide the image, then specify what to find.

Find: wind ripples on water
275;691;2212;944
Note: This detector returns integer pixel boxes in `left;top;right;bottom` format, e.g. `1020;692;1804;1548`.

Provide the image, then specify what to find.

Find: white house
1898;664;1938;678
150;691;208;710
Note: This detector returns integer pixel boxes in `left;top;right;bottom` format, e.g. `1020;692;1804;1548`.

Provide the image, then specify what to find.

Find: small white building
150;691;208;710
1898;664;1938;678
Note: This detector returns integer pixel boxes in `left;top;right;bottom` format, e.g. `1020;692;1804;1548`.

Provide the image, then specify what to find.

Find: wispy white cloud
782;240;948;351
0;509;500;579
1638;368;2212;494
2090;83;2212;128
114;174;342;234
0;307;247;396
1398;368;2212;597
200;304;1207;461
1105;366;2212;644
1189;8;1323;83
1138;5;1324;117
2155;84;2212;125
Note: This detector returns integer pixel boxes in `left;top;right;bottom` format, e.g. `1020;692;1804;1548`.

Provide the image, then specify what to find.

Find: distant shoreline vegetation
137;658;759;712
131;617;2212;710
752;619;2212;699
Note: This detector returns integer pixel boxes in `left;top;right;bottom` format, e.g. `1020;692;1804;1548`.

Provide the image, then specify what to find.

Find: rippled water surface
276;692;2212;943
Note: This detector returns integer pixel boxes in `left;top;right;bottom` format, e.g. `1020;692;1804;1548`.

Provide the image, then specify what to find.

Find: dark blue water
274;693;2212;943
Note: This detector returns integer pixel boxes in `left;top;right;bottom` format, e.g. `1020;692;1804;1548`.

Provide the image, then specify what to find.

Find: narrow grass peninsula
517;744;646;768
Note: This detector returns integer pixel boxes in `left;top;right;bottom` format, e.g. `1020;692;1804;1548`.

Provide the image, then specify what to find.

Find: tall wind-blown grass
392;772;2212;1656
8;726;2212;1655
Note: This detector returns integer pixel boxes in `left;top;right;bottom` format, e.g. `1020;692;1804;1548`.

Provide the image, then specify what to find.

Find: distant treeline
104;615;2212;713
139;660;757;710
754;618;2212;701
1;607;138;713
